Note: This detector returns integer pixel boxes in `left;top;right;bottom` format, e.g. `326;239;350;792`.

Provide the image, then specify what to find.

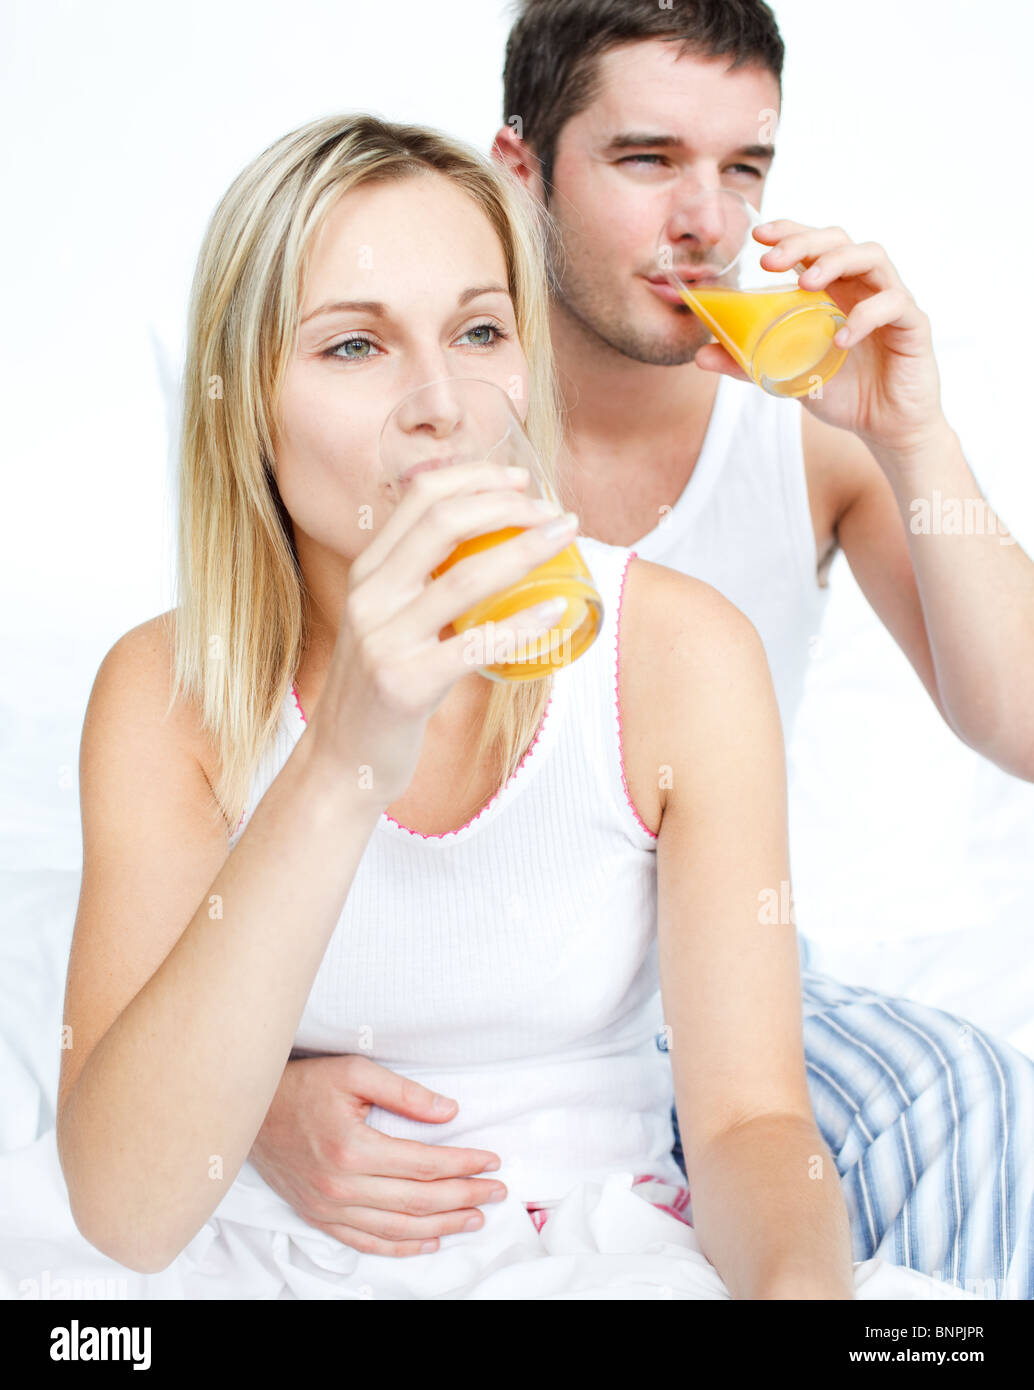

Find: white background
2;0;1032;1041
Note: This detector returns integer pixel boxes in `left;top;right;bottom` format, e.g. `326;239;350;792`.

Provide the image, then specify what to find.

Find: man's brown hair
502;0;785;200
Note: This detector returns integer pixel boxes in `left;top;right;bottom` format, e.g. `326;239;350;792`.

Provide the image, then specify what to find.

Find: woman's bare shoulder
620;555;767;684
617;557;780;822
94;610;218;788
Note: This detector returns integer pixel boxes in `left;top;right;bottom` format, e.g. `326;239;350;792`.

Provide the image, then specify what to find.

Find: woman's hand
248;1055;508;1256
305;460;577;806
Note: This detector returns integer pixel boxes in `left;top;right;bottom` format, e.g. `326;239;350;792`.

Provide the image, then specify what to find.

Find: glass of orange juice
378;377;603;682
654;189;849;398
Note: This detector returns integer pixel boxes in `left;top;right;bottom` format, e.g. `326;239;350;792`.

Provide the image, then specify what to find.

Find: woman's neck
293;647;491;745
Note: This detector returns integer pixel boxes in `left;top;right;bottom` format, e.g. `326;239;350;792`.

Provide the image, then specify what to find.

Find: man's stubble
544;216;713;368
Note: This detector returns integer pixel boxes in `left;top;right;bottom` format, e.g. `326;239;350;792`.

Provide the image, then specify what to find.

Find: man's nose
667;189;729;249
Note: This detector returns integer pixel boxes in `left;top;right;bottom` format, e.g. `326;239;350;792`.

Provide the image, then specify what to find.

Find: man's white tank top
228;378;826;1203
631;374;831;745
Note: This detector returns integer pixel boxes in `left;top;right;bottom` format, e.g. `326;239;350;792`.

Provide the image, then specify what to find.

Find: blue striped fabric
668;966;1033;1299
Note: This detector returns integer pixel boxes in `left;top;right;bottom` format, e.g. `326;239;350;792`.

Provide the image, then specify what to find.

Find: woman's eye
323;322;507;363
461;322;507;347
324;336;378;361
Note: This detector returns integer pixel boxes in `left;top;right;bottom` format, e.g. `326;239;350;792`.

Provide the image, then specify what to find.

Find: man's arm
696;218;1034;783
804;409;1034;781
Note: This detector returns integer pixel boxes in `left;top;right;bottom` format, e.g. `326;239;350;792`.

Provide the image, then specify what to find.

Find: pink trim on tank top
525;1173;691;1233
291;682;308;726
615;550;658;841
289;679;556;842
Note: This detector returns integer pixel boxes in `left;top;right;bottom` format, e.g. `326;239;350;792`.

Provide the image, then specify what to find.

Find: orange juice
678;284;847;397
431;528;602;680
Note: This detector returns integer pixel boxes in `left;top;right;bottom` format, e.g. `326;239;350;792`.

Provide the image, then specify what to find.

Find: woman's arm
59;461;577;1275
622;559;855;1300
57;627;383;1273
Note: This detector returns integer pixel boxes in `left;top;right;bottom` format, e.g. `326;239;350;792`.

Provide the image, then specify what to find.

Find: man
247;0;1034;1297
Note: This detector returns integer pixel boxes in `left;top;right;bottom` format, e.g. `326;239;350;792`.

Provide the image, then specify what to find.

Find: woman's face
274;172;530;568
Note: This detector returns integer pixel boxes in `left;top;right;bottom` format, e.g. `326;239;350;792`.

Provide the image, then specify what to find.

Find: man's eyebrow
300;284;509;325
731;143;776;160
603;132;775;160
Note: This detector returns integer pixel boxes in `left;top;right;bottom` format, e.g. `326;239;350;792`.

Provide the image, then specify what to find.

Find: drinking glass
654;189;849;398
378;377;603;681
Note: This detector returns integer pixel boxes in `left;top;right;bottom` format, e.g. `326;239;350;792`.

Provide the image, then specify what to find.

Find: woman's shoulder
91;609;219;791
620;554;767;676
617;556;781;826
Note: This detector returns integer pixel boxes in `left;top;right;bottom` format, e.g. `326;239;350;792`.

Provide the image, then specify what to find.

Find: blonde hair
164;112;567;837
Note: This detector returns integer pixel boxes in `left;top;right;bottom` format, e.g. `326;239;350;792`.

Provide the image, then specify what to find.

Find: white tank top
229;535;684;1203
227;384;826;1203
631;374;831;743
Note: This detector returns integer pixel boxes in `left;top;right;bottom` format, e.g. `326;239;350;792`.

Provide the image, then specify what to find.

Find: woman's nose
395;376;465;437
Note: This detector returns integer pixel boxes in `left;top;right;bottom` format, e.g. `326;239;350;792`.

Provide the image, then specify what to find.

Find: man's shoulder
800;407;880;533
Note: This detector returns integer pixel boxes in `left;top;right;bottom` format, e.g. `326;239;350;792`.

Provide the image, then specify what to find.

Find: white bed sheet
0;863;985;1300
0;1129;973;1301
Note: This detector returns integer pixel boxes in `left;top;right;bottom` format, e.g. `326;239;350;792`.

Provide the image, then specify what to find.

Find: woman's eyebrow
301;284;509;325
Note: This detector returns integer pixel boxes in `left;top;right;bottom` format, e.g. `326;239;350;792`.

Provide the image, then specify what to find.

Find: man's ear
491;124;545;202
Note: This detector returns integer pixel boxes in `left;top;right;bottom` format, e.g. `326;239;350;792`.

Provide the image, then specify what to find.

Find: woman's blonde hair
164;112;567;837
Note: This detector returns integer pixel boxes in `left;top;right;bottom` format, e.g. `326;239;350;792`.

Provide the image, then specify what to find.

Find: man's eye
618;154;667;167
727;164;763;178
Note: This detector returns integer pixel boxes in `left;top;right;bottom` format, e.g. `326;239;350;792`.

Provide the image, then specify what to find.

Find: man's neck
550;304;722;549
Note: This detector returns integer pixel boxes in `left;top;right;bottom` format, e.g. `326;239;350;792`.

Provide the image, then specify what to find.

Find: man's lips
643;274;710;305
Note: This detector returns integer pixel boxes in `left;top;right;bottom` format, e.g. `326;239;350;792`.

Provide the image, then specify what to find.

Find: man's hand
248;1055;507;1257
695;220;948;459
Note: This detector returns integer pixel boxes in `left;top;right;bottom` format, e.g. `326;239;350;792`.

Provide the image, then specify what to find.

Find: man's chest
560;445;840;589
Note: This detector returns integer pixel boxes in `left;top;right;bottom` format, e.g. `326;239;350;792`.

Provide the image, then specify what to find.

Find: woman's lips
400;456;456;482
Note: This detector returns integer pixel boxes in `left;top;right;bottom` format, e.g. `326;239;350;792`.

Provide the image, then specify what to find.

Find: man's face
544;40;780;365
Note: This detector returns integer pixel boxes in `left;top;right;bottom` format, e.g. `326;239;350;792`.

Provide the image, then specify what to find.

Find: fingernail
463;1215;483;1231
481;1158;500;1171
526;597;567;621
432;1094;456;1112
419;1240;438;1253
542;511;578;538
487;1187;507;1202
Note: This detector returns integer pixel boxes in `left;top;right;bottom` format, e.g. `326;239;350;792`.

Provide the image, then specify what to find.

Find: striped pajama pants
660;960;1034;1299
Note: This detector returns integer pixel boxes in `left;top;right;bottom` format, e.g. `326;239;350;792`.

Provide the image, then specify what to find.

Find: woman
53;112;954;1300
